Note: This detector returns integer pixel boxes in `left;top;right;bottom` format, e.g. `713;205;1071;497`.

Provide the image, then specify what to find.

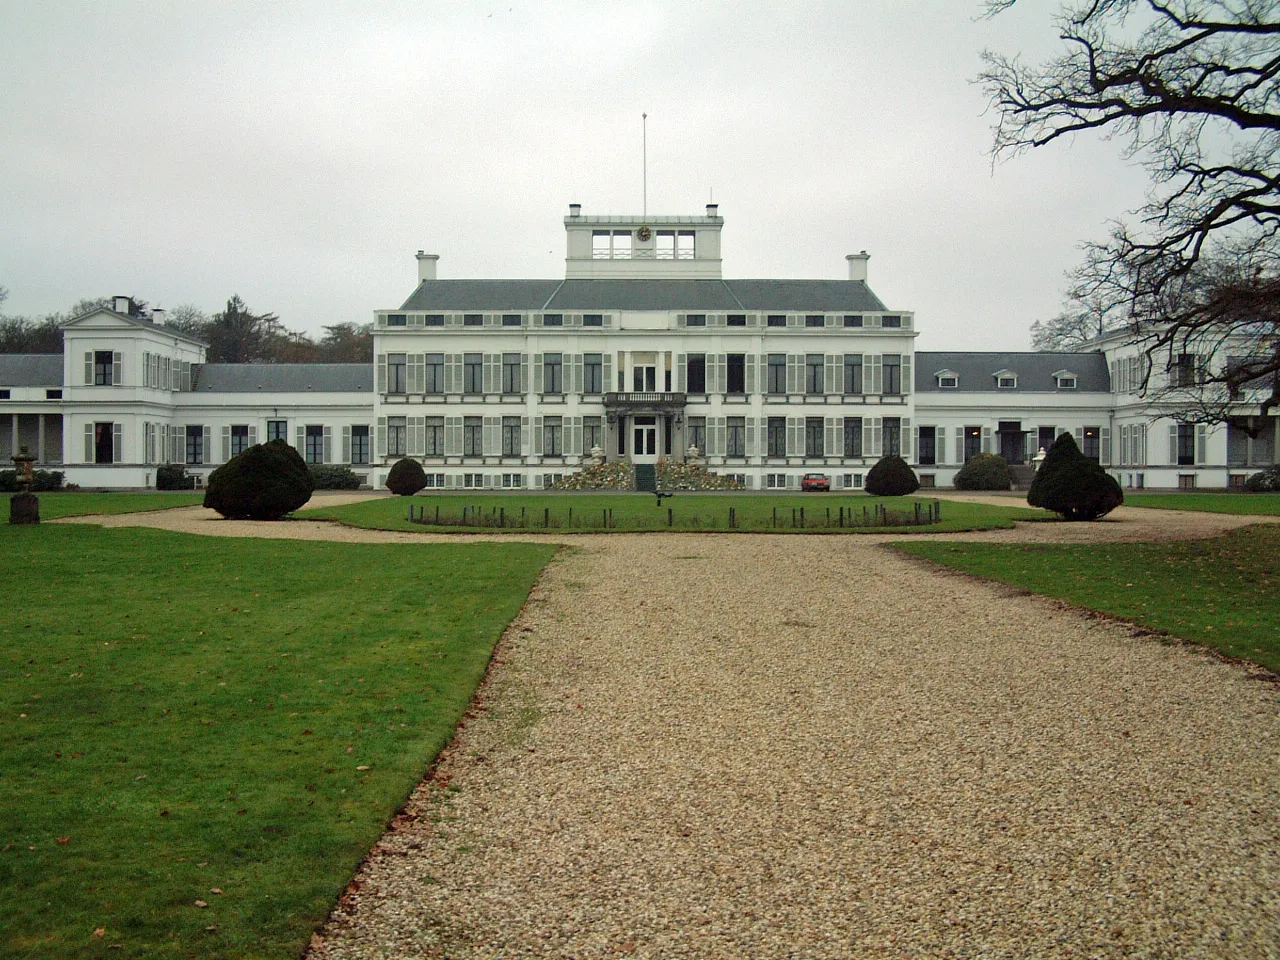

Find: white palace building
1;204;1276;491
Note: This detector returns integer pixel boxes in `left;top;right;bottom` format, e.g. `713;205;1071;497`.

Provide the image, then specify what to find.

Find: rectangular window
844;418;863;457
883;417;902;457
584;354;603;394
267;420;288;442
351;425;370;464
688;417;707;455
726;354;745;393
883;355;902;395
685;314;706;327
805;314;824;328
543;354;563;394
502;313;522;327
388;417;407;457
463;354;483;394
767;355;786;394
503;353;522;394
583;416;602;455
425;314;444;327
767;314;786;328
502;416;521;457
386;314;407;327
305;425;324;464
185;425;203;465
1173;353;1197;388
425;354;445;394
997;376;1017;389
882;315;902;329
1177;424;1195;465
917;426;936;465
727;417;746;457
805;417;824;458
768;417;787;458
543;416;562;456
677;231;694;259
46;389;61;400
388;353;407;394
1038;426;1057;453
844;355;863;394
727;314;746;327
94;422;116;464
964;426;982;462
423;473;446;488
843;315;863;328
94;350;113;386
1082;426;1101;462
583;313;603;327
231;425;250;457
687;355;707;393
463;313;482;327
502;473;524;488
542;314;563;327
425;417;444;456
806;354;824;394
656;231;675;259
0;390;9;400
463;416;482;457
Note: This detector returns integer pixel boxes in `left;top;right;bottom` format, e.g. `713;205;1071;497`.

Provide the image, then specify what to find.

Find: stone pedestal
9;492;39;525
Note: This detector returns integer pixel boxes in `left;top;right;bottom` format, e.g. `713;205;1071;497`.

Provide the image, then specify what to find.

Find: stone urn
686;444;701;461
9;446;39;525
590;444;604;466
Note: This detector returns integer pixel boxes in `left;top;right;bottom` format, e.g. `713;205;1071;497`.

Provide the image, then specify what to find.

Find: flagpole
642;112;648;218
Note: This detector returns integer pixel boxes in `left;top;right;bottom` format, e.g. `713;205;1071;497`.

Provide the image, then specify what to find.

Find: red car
800;473;831;492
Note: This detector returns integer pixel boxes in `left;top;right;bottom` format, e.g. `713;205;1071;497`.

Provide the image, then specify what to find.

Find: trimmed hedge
0;469;65;492
953;453;1013;491
386;458;427;496
309;465;363;490
203;440;314;520
1245;465;1280;492
865;455;919;496
156;464;196;490
1027;432;1123;521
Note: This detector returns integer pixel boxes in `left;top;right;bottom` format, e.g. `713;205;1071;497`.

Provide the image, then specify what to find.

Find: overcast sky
0;1;1155;350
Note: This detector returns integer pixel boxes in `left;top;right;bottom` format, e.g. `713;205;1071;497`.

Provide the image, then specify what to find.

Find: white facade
0;205;1275;490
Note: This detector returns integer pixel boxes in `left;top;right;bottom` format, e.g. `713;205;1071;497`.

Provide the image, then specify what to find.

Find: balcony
604;392;687;410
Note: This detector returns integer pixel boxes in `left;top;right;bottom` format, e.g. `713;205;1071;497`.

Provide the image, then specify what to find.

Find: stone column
37;414;45;464
10;414;17;459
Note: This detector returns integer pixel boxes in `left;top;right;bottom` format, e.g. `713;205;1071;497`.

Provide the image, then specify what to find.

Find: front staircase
634;463;658;493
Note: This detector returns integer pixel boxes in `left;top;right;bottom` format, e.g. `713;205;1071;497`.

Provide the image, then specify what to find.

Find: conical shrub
204;439;314;520
1027;433;1123;521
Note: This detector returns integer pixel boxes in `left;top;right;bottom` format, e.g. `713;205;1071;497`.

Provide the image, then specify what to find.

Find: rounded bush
203;439;314;520
865;455;920;497
1245;465;1280;492
386;457;427;496
156;464;195;490
309;465;363;490
953;453;1013;491
1027;432;1123;521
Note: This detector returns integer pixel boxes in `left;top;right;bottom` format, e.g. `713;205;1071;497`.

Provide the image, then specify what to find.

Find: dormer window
934;370;958;389
881;315;902;329
1053;370;1078;390
685;314;706;327
993;369;1018;389
843;315;863;328
805;314;824;328
386;314;407;327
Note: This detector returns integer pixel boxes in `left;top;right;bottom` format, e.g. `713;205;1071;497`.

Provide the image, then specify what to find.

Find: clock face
635;225;652;242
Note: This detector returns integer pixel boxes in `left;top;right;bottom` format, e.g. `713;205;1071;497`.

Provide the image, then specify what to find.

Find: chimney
706;203;718;218
150;307;165;326
569;203;582;218
846;251;869;283
113;295;131;314
416;250;439;282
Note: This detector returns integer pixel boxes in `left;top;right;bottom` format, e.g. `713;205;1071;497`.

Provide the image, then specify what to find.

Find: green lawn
299;493;1050;535
895;524;1280;673
0;524;555;959
1124;492;1280;515
3;492;204;519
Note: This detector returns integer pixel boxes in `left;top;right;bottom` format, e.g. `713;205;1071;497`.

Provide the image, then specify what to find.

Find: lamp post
9;445;39;525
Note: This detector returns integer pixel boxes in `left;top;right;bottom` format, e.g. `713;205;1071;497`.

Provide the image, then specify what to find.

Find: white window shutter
602;354;612;394
745;355;756;394
825;356;838;395
248;425;257;446
1100;426;1111;466
982;426;992;454
569;416;582;457
862;356;873;396
867;420;877;460
1196;424;1207;464
377;417;387;458
871;417;884;457
872;356;883;395
572;355;584;394
84;352;93;385
221;425;231;462
901;356;912;394
323;426;333;463
446;417;463;455
483;354;498;394
84;423;94;462
533;354;544;394
112;352;122;385
676;354;687;392
376;354;387;393
143;352;150;387
902;418;912;460
201;426;211;464
521;355;530;393
1169;424;1178;463
1074;426;1084;450
521;416;530;455
787;355;800;395
483;417;498;456
787;417;801;457
295;425;305;454
408;417;424;456
745;418;756;457
409;354;426;394
181;361;191;392
342;425;351;463
825;417;837;457
533;416;543;455
112;423;123;463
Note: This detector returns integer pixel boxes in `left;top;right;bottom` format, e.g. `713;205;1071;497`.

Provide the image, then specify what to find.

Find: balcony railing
604;392;687;407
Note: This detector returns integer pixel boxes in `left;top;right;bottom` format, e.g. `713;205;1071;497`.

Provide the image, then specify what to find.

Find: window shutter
934;428;945;465
248;425;257;447
745;418;756;457
676;354;687;393
448;354;464;394
200;426;210;464
295;425;305;454
953;428;963;464
787;355;801;395
342;425;351;463
871;417;883;457
112;352;122;385
602;354;612;394
867;420;877;461
862;356;874;396
483;416;499;456
533;416;543;455
221;425;231;462
83;423;94;462
181;361;191;392
787;417;801;457
676;313;686;328
901;356;912;395
787;313;800;328
1100;426;1110;466
521;416;530;455
84;352;93;385
982;426;992;454
110;423;122;463
901;418;912;460
445;417;463;455
825;356;839;395
713;418;726;457
1074;426;1084;450
410;354;426;394
568;416;582;458
871;356;883;395
376;354;387;393
1137;424;1146;465
825;417;838;457
1196;424;1207;464
484;354;499;395
407;417;424;456
571;354;584;394
533;354;544;394
143;352;150;387
377;417;387;458
716;355;728;394
323;426;333;463
1167;424;1177;463
520;354;530;394
745;355;756;394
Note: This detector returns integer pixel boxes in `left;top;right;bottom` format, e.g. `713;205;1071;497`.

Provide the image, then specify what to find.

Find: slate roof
399;279;887;313
914;351;1111;393
0;354;64;387
63;308;208;346
192;363;372;393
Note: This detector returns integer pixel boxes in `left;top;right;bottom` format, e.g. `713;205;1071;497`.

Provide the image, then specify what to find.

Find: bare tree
982;0;1280;422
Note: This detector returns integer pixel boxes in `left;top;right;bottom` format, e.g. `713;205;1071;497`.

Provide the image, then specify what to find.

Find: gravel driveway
65;499;1280;957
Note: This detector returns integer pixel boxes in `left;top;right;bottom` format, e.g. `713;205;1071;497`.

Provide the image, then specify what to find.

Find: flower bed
657;460;745;491
553;461;635;490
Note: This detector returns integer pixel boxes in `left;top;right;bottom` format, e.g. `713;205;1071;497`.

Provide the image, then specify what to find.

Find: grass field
0;524;555;960
895;524;1280;673
1124;492;1280;515
3;492;204;519
299;493;1050;534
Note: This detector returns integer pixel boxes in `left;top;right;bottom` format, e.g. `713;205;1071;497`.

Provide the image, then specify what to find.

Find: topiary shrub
953;453;1013;491
1245;465;1280;492
1027;432;1123;521
309;464;363;490
156;464;195;490
865;455;920;496
203;439;314;520
386;457;427;496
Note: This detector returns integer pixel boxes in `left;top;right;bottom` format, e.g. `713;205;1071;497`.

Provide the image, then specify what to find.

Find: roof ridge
541;279;566;311
719;279;745;310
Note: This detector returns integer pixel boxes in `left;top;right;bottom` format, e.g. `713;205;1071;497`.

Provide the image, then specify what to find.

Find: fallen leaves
92;928;106;938
56;836;71;845
194;899;209;909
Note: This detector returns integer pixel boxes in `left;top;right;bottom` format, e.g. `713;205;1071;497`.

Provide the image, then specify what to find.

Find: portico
2;412;64;465
604;392;688;463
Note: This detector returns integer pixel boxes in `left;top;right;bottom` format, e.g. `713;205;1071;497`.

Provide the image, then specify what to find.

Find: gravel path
62;499;1280;957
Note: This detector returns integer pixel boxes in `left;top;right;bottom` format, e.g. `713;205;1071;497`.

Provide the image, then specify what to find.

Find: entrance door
632;415;658;462
998;421;1025;464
